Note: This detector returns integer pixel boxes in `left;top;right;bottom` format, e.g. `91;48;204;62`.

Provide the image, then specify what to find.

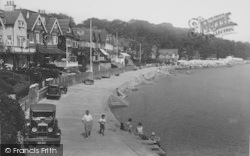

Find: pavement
39;67;159;156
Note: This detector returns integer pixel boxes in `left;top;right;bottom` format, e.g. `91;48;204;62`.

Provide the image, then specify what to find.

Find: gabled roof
57;19;71;35
15;9;36;21
159;49;179;55
45;18;62;35
74;27;94;42
27;13;47;33
4;11;21;25
45;18;56;32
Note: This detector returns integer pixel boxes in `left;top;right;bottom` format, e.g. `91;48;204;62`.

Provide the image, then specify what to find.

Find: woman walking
82;110;93;139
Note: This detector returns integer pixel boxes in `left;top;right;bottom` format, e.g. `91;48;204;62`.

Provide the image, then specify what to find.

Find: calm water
111;64;250;156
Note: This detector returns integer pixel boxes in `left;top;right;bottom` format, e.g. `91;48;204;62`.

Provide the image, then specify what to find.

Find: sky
1;0;249;43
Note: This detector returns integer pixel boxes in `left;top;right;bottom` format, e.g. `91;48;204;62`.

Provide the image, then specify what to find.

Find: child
136;122;143;136
126;118;133;133
98;114;106;136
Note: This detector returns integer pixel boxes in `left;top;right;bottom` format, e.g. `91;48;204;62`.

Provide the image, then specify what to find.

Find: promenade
39;67;158;156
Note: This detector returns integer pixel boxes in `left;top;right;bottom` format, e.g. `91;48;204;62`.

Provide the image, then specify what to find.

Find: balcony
0;44;36;53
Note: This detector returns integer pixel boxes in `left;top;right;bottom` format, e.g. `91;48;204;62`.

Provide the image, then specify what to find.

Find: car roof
48;84;59;87
30;103;56;112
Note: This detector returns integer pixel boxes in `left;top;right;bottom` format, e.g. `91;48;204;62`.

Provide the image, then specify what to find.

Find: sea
111;64;250;156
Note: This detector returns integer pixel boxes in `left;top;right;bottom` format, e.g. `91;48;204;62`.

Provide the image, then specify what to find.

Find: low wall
18;66;135;111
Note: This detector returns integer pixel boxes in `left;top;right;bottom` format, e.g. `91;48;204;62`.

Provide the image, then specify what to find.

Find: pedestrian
82;110;93;139
98;114;106;136
150;132;161;147
136;122;143;136
126;118;133;133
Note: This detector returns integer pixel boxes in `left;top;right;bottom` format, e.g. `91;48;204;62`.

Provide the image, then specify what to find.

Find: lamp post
90;19;93;80
139;43;142;64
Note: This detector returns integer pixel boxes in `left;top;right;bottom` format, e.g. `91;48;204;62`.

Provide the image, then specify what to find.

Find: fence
18;66;134;111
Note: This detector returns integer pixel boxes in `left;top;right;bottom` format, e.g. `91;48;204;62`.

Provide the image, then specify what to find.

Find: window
27;12;29;19
0;35;2;43
53;35;58;45
17;37;20;46
41;17;46;25
37;19;41;26
7;35;12;45
18;20;25;28
67;28;71;33
29;33;34;43
36;33;40;43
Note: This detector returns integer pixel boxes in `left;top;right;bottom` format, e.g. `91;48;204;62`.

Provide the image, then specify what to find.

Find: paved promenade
39;67;158;156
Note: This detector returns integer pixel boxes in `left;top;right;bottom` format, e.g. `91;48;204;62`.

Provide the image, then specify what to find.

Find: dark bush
0;95;25;144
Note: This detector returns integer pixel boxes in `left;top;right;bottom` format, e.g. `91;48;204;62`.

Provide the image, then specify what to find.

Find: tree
0;95;25;144
49;13;76;26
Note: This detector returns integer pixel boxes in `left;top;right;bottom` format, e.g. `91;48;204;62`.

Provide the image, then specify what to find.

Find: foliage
0;95;25;144
48;13;76;26
77;18;250;61
0;71;30;98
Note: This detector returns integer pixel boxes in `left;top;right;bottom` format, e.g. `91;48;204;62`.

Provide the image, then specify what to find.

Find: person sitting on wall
116;88;127;99
150;132;161;147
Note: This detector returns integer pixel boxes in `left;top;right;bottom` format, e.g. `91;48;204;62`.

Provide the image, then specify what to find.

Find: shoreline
110;63;250;156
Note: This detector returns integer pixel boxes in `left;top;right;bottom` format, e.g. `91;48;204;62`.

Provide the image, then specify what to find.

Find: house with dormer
0;1;36;69
57;19;78;68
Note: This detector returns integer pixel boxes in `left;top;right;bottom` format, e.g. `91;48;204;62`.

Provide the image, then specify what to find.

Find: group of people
81;110;106;139
81;110;161;147
124;118;161;147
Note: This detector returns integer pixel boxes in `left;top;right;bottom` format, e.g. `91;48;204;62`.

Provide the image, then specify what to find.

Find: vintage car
23;104;61;147
47;84;61;99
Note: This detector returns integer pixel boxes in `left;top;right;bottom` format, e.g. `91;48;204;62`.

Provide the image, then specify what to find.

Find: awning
111;62;124;68
38;47;65;55
120;52;130;57
100;49;109;56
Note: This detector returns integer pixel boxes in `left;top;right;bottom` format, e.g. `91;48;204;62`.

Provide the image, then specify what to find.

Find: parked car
47;84;61;99
23;103;61;147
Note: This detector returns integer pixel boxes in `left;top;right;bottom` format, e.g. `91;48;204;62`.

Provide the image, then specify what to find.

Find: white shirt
99;118;106;124
82;114;93;122
136;126;143;134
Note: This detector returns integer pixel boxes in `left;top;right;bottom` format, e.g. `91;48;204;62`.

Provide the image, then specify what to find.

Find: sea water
111;64;250;156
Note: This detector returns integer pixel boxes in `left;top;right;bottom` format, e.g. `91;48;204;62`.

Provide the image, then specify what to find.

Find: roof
4;11;21;25
75;27;94;42
27;13;39;30
159;49;178;55
120;53;130;57
100;49;109;56
45;18;56;33
30;104;56;112
58;19;72;36
15;9;36;21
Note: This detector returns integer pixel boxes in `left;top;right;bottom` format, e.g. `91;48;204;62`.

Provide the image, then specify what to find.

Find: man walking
82;110;93;139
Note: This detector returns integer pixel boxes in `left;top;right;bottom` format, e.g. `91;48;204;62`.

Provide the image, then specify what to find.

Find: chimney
5;1;16;11
38;10;45;14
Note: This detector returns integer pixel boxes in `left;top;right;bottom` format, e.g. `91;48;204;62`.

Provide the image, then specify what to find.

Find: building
75;27;111;72
0;2;36;69
158;49;179;63
57;19;78;69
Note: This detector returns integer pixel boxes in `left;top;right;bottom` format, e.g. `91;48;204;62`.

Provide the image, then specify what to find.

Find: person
82;110;93;139
98;114;106;136
136;122;143;136
126;118;133;133
150;132;161;147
